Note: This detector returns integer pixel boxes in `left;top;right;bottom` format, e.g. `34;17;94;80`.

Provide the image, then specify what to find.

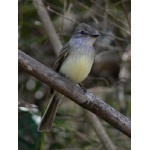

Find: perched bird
38;23;100;132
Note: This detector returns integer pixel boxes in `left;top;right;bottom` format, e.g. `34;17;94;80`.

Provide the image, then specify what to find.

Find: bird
38;23;100;132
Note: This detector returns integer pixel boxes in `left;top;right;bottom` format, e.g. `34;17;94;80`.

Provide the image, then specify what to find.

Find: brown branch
18;50;131;137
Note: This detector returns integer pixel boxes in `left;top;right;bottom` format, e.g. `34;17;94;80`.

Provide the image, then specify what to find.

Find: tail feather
38;92;62;132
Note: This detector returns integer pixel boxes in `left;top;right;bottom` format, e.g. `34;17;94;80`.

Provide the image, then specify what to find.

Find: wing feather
50;44;70;94
53;44;70;72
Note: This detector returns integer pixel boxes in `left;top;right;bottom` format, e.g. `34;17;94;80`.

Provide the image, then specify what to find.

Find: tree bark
18;50;131;137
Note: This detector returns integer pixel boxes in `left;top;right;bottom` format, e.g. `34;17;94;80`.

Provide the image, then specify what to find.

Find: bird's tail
38;92;62;132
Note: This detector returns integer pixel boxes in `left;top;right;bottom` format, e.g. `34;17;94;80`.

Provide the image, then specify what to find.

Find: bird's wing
53;43;70;72
50;43;70;94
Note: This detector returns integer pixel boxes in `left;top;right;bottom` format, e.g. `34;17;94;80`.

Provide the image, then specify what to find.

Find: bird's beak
92;30;100;38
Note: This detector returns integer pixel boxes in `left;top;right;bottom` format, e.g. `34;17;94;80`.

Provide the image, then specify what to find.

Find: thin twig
99;29;130;43
121;0;131;30
34;0;129;43
47;6;78;24
60;0;67;37
90;0;128;28
47;7;129;42
77;1;130;35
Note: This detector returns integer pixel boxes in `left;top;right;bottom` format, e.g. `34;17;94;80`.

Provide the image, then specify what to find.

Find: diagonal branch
18;50;131;137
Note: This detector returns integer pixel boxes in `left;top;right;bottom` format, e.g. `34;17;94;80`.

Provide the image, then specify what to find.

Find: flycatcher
38;23;100;132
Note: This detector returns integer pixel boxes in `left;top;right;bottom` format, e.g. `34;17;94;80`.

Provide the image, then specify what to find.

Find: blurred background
18;0;131;149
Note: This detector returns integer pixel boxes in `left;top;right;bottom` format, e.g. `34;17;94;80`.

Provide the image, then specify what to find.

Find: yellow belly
59;55;93;83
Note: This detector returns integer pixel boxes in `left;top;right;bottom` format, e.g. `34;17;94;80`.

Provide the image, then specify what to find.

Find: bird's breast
59;50;94;83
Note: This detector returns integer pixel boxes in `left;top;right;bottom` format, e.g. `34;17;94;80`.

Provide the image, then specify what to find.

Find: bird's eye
80;31;85;34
